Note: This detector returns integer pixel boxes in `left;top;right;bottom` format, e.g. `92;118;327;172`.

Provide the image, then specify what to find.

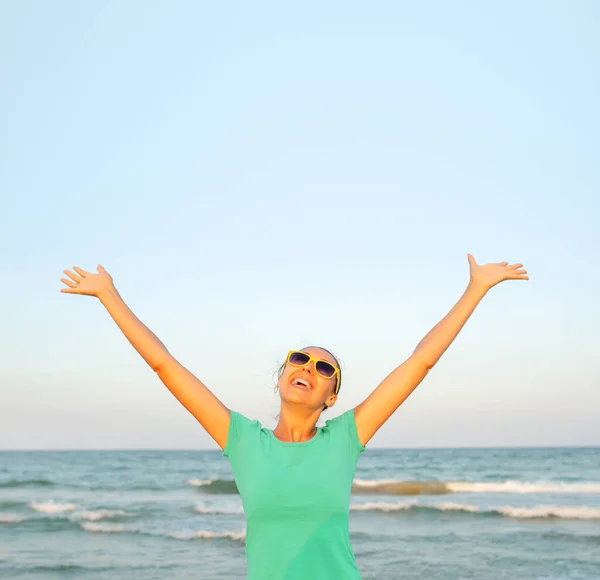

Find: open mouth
291;377;312;391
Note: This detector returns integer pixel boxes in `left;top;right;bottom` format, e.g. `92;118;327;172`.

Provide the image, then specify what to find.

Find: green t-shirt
223;408;366;579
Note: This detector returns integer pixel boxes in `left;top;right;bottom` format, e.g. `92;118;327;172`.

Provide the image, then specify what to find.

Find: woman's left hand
467;253;529;291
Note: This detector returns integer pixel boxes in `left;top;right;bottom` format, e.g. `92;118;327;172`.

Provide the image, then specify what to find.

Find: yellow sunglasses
285;350;341;394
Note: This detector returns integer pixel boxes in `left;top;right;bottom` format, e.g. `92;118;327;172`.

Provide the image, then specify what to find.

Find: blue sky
1;1;598;450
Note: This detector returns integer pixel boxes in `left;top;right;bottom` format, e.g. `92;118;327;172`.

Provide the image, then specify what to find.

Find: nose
298;361;314;375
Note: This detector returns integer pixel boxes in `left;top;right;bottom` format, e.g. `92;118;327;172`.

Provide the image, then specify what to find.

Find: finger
509;274;529;280
514;269;527;275
60;287;78;293
509;263;524;269
73;266;89;277
64;269;81;282
60;277;78;288
499;261;509;266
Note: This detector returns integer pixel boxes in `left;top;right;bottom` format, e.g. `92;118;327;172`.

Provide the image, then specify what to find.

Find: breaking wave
351;479;600;495
350;501;600;520
187;479;239;494
187;477;600;496
0;513;25;523
170;529;246;542
29;500;77;514
194;505;243;516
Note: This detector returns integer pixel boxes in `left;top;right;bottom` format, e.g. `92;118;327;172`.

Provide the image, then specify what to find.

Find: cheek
278;368;292;386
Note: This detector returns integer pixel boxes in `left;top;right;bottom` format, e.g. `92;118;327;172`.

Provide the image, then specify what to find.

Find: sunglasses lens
289;352;310;365
315;360;336;378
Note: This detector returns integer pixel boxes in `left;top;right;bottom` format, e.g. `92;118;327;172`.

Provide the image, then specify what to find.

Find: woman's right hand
60;265;114;298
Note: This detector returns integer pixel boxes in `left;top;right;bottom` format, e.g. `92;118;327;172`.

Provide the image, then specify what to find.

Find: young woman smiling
60;254;528;579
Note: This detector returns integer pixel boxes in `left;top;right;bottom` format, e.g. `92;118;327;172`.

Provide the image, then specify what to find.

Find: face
277;347;339;410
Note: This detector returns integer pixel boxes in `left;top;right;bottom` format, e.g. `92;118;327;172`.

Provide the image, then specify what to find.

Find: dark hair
275;346;342;412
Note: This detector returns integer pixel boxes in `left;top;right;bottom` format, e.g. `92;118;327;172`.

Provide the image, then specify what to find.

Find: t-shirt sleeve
324;408;366;457
222;409;261;459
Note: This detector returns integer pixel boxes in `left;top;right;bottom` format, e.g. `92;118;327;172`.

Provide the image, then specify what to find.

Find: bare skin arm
354;254;529;447
60;265;230;450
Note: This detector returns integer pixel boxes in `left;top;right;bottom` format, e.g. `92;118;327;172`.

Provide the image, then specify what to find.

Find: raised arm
354;254;529;447
60;265;230;449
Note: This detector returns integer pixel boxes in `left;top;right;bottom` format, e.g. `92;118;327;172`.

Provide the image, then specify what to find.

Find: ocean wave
447;481;600;494
352;480;451;495
188;479;213;487
18;518;136;535
80;521;128;533
72;509;129;521
15;503;132;525
194;505;243;516
0;513;25;523
350;501;480;514
185;478;600;497
0;478;54;489
170;529;246;542
496;506;600;520
77;521;246;542
351;479;600;495
187;479;239;494
29;500;77;514
350;501;600;520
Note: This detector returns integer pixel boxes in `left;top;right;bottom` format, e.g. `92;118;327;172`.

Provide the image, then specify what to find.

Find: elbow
152;356;171;374
412;352;435;371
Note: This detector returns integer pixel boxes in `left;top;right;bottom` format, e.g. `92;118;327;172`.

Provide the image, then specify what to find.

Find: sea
1;447;600;579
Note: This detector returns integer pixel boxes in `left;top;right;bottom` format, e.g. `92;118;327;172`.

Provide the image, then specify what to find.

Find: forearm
98;287;171;371
413;281;488;368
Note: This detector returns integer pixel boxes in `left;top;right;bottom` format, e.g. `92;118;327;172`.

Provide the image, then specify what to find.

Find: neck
273;404;321;442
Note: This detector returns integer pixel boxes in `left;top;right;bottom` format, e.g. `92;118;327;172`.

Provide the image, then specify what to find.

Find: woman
60;254;528;579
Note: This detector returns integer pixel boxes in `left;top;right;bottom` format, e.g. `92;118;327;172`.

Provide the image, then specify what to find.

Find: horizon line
1;444;599;452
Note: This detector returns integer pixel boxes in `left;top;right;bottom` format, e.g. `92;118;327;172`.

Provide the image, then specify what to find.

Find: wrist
98;285;120;304
467;279;489;298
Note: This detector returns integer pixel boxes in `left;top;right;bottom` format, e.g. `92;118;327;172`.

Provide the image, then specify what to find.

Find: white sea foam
349;501;600;520
170;529;246;542
73;509;128;521
497;505;600;520
29;501;77;514
352;479;600;495
80;522;127;533
350;501;415;512
194;505;243;516
432;502;481;513
350;501;478;513
0;513;24;523
447;481;600;494
187;479;213;487
353;479;400;488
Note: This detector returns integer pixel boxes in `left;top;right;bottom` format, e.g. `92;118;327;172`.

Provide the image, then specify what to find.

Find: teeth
292;379;311;390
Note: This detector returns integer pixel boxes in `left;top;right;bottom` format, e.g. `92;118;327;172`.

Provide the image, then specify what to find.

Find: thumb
467;253;476;266
97;264;106;273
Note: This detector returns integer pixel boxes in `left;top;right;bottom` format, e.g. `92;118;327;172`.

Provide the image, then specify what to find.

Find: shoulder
323;408;355;430
323;408;366;454
222;410;263;458
229;409;262;430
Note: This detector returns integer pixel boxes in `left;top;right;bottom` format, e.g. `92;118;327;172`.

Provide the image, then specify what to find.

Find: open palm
60;265;113;297
468;254;529;290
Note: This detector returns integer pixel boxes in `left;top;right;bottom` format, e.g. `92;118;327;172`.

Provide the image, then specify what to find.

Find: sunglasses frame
285;350;341;395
